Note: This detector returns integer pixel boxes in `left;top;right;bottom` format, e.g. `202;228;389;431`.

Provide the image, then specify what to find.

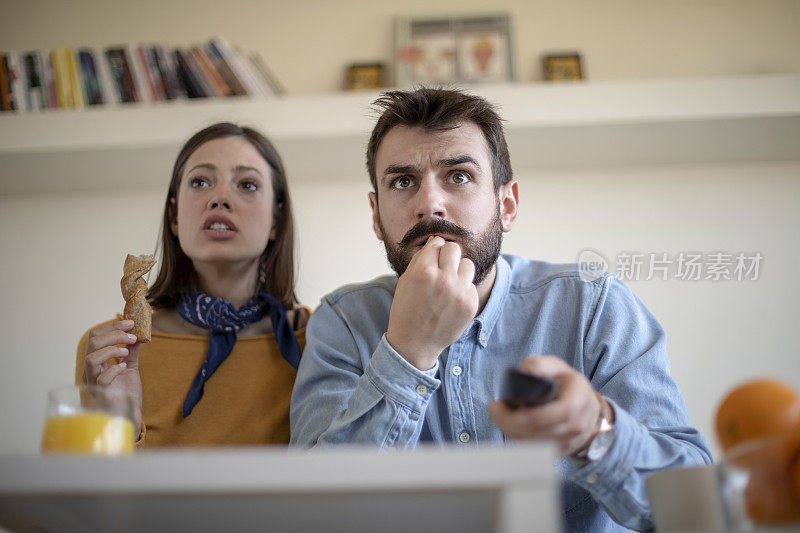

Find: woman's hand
82;319;144;438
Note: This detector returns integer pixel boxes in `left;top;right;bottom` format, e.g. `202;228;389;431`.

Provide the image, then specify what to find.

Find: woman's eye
449;171;470;184
392;176;414;190
240;181;258;192
189;177;209;188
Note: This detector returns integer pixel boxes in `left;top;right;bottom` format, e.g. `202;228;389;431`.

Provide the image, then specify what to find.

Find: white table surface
0;443;560;533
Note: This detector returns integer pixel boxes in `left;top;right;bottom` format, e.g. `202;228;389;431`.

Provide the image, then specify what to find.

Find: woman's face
171;136;276;270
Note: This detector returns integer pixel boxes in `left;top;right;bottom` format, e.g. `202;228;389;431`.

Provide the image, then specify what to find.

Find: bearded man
290;88;712;532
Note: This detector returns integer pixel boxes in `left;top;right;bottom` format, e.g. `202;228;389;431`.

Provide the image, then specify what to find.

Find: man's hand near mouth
385;235;478;371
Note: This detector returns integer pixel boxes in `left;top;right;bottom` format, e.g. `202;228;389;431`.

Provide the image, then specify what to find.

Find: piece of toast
121;254;156;343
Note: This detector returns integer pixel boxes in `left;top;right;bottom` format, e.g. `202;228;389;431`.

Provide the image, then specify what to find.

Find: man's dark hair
366;87;512;193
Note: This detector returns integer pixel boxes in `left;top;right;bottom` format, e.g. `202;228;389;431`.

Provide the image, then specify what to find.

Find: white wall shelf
1;74;798;195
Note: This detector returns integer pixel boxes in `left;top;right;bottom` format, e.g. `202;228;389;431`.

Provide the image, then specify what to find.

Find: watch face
587;427;615;462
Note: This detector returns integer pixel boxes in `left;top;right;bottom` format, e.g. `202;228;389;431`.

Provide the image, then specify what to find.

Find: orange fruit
791;451;800;511
715;379;800;452
727;433;800;525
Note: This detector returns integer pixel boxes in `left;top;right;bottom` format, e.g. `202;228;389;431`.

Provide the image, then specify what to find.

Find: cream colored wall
1;1;799;455
1;0;799;92
1;164;799;456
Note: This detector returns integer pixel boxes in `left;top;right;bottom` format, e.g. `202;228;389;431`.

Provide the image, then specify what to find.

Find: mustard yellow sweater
75;314;307;448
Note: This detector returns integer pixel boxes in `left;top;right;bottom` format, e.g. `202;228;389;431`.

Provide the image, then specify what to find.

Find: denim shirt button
452;365;462;376
587;473;599;484
459;431;471;443
415;384;428;396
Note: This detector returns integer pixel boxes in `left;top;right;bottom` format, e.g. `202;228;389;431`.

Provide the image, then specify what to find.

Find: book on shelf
142;45;168;101
208;37;271;98
135;45;160;102
22;51;46;111
249;52;286;96
191;46;231;97
0;54;13;111
173;48;207;99
5;52;27;112
50;49;72;109
65;48;85;108
105;47;138;103
1;38;286;113
6;50;57;111
154;45;186;100
204;42;247;97
125;44;152;103
42;51;58;108
78;49;105;106
90;47;118;105
184;47;218;97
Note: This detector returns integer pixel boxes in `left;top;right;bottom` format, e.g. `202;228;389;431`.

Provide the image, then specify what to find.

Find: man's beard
378;209;503;285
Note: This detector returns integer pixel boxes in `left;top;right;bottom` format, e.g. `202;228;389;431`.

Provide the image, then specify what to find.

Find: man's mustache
398;219;472;247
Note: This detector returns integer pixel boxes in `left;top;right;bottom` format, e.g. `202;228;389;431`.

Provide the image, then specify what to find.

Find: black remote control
502;368;558;409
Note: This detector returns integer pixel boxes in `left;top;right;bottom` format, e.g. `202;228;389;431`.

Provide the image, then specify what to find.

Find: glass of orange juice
719;432;800;528
41;385;136;455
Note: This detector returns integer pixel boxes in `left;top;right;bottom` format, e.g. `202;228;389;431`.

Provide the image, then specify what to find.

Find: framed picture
396;13;514;87
542;53;583;81
345;63;386;90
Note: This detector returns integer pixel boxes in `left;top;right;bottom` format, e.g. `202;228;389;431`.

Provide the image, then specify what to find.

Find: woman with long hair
76;122;308;446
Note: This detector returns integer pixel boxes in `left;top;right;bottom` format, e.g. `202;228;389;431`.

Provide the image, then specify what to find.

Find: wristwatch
573;395;615;462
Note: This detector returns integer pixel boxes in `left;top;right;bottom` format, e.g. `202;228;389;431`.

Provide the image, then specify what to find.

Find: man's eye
449;171;470;184
190;177;209;188
392;176;414;189
240;181;258;192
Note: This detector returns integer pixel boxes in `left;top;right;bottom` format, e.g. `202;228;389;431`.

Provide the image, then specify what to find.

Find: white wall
1;0;799;93
2;163;799;456
1;1;799;456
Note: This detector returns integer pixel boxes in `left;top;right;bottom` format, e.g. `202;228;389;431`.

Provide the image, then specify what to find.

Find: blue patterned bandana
177;291;301;417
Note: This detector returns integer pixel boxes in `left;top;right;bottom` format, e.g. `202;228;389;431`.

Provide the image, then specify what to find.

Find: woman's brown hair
148;122;296;310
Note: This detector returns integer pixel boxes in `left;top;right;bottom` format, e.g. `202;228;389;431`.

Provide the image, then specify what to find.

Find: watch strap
572;392;614;461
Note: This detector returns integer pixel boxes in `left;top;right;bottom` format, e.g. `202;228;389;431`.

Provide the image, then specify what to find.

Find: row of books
0;38;285;113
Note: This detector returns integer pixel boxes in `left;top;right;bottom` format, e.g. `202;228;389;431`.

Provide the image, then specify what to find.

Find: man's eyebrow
437;155;481;169
382;156;480;177
383;164;421;177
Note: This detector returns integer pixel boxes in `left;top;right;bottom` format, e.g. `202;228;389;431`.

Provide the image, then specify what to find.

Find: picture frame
542;53;583;81
395;13;514;87
344;63;386;91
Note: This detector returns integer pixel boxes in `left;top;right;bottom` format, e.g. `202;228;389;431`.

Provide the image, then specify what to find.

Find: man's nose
415;179;446;219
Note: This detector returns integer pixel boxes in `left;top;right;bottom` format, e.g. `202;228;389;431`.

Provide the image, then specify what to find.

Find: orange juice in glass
41;385;135;455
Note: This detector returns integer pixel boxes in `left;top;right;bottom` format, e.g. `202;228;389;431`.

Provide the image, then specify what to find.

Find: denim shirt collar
472;255;511;347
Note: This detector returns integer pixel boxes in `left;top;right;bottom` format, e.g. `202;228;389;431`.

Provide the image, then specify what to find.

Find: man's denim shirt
291;254;712;532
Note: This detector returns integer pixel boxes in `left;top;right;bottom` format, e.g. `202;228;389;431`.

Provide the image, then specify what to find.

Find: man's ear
499;180;519;233
169;197;178;236
368;191;384;241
